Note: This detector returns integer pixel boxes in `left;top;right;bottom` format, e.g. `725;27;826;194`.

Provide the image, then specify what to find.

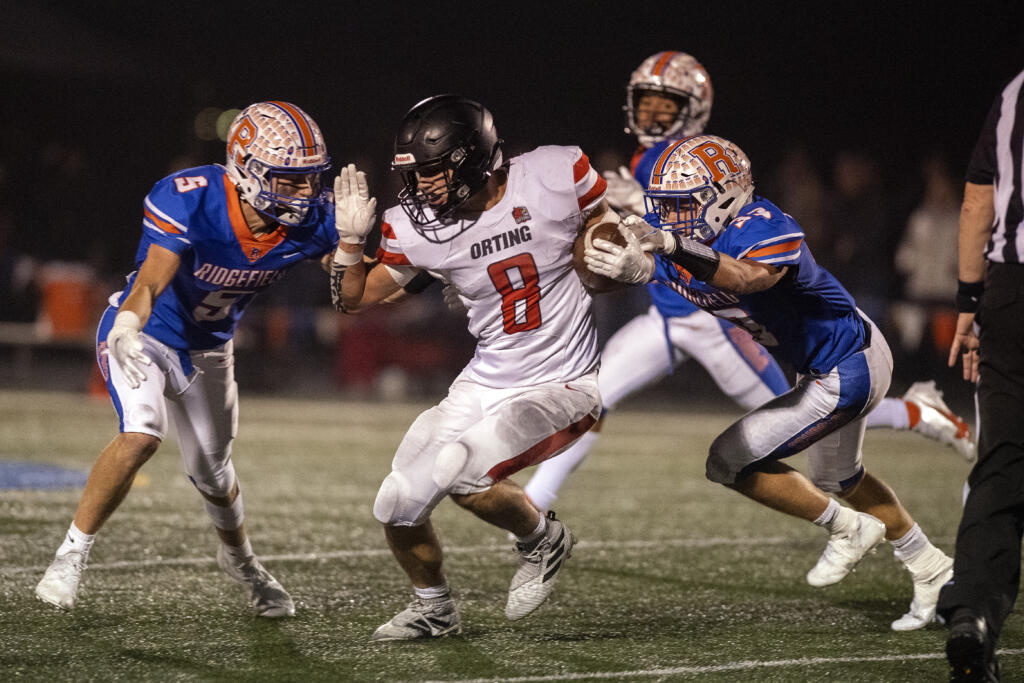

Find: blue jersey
117;164;337;350
632;140;701;318
651;198;867;375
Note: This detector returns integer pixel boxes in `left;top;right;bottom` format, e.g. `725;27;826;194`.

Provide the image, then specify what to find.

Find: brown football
572;221;630;294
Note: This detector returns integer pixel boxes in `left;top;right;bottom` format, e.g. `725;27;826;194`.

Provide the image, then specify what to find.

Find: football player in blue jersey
35;101;344;617
584;134;956;631
523;50;974;515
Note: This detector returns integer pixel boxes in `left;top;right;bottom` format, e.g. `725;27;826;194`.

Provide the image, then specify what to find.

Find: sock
516;513;548;547
57;521;95;558
524;431;599;511
221;537;254;566
812;498;841;528
414;582;450;601
904;401;921;429
864;397;912;430
891;523;928;562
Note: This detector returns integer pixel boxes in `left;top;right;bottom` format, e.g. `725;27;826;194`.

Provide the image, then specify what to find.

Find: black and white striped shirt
969;69;1024;264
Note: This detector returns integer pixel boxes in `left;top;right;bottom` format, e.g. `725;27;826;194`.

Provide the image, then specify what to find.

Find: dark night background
1;1;1022;400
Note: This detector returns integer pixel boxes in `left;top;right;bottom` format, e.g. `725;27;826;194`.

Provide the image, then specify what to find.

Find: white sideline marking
3;536;795;575
415;650;1024;682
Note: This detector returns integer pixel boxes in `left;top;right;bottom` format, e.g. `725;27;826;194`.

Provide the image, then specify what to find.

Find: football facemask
225;101;331;228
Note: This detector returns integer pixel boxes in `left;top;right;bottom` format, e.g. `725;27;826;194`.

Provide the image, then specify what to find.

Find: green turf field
0;390;1019;682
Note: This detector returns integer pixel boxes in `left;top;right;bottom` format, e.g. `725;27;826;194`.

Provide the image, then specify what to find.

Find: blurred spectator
0;209;39;322
766;142;828;248
892;153;960;359
334;281;474;398
822;150;899;327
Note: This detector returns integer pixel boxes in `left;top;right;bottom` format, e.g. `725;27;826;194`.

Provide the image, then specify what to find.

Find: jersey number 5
194;289;246;322
174;176;209;193
487;253;541;334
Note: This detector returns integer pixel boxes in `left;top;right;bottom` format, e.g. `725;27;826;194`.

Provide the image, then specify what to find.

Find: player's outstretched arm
708;253;787;294
333;257;413;313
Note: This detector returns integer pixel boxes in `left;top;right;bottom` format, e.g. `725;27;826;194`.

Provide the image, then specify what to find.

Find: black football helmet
392;94;503;241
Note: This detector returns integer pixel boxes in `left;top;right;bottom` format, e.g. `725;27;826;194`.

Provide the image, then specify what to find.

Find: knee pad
204;485;245;531
432;441;469;492
188;458;237;499
374;471;410;525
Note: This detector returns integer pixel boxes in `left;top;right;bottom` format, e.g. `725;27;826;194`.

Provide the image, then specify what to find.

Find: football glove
106;310;152;389
601;166;645;216
584;227;654;285
334;163;377;265
620;215;675;252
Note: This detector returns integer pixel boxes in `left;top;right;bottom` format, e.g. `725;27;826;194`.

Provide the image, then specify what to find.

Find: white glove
620;214;675;252
583;227;655;284
334;163;377;265
106;310;151;389
442;284;467;316
601;166;646;215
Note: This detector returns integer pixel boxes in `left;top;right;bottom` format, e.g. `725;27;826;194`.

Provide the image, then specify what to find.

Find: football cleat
807;512;886;587
35;550;87;610
216;545;295;618
370;597;462;641
903;381;976;463
891;546;954;631
947;610;1000;682
505;511;575;621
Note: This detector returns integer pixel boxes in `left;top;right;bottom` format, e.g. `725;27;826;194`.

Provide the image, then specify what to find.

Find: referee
938;69;1024;682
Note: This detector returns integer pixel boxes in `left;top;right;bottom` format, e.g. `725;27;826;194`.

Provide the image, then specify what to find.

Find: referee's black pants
938;261;1024;642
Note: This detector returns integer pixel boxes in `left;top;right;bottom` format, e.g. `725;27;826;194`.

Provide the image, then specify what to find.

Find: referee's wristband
956;279;984;313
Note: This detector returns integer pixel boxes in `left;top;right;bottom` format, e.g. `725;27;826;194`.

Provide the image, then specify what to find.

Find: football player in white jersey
331;95;610;640
35;102;339;617
522;50;975;514
585;134;955;631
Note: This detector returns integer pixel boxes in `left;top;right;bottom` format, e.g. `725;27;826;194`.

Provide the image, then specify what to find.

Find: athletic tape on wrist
665;234;720;282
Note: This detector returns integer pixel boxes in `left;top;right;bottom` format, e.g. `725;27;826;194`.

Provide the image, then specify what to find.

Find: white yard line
415;650;1024;682
3;536;796;575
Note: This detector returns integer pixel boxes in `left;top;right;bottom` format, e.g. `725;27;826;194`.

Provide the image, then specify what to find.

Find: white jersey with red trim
378;145;605;388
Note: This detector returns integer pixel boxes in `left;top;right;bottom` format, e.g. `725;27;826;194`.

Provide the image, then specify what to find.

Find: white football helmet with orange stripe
644;135;753;243
225;101;331;227
625;51;713;147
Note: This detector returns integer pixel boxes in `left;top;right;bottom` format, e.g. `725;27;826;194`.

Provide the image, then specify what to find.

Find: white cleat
903;380;976;463
807;512;886;587
35;551;87;610
371;597;462;641
891;548;955;631
505;511;575;621
217;546;295;618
